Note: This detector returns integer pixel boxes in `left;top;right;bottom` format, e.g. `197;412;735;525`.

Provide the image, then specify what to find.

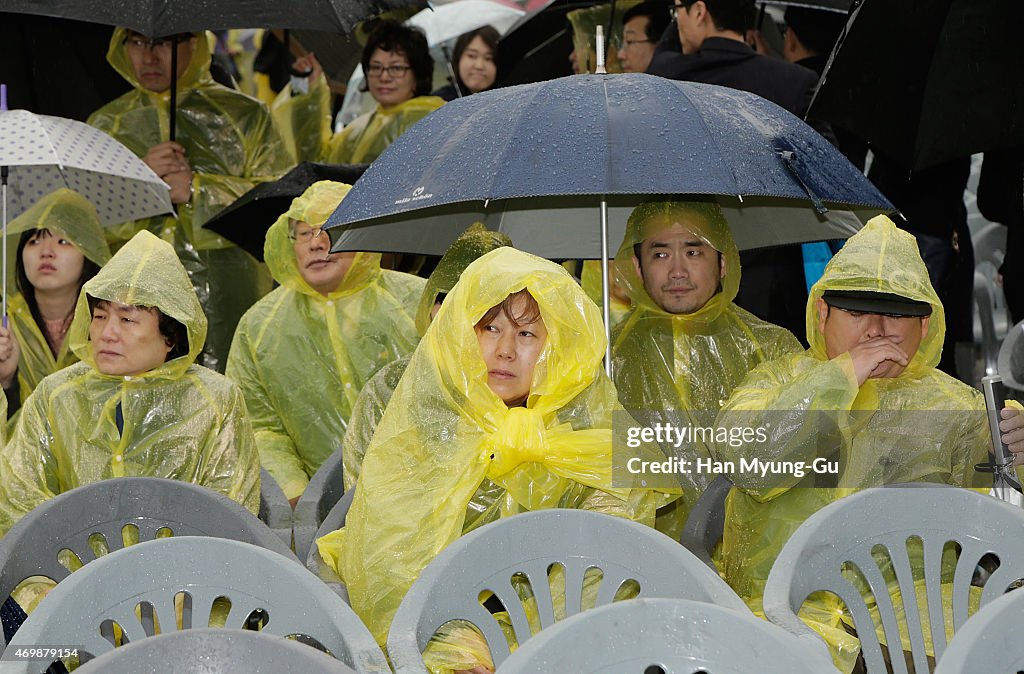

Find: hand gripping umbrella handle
977;375;1024;502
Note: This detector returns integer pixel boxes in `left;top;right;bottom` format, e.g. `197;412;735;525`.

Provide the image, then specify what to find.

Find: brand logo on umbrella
394;185;434;205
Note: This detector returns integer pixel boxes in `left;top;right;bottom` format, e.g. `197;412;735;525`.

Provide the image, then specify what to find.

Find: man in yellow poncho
0;190;111;418
714;215;1024;672
0;230;260;537
318;248;675;658
226;181;424;502
341;223;512;490
611;200;802;537
88;29;295;372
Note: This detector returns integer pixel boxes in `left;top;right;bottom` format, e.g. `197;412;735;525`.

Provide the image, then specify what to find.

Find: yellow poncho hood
615;200;740;327
807;214;944;376
264;180;385;300
69;230;206;378
322;247;666;644
7;188;111;267
107;27;213;95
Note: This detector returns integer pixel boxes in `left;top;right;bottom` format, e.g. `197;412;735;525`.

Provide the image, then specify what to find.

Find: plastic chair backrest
0;477;297;653
387;509;749;673
294;448;345;562
972;221;1007;270
74;627;358;674
5;537;390;674
931;583;1024;673
305;487;356;601
259;468;294;550
680;475;732;570
998;319;1024;391
763;487;1024;674
497;597;837;673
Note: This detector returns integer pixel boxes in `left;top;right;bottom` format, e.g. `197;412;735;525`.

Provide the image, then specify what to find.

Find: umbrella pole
169;34;179;142
1;165;7;324
442;45;464;98
600;197;612;377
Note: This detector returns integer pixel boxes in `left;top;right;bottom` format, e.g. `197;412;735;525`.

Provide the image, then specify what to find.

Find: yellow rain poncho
580;259;631;330
0;230;261;536
714;215;991;672
326;95;445;165
226;181;424;500
6;189;111;409
341;223;513;490
271;74;332;164
88;28;294;371
611;201;801;536
318;247;673;648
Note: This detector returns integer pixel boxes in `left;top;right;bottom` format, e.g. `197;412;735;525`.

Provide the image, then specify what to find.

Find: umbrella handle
1;165;7;323
169;35;179;142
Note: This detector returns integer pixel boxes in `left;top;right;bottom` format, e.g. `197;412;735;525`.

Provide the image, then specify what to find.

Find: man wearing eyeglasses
226;182;424;505
617;2;672;74
89;28;294;374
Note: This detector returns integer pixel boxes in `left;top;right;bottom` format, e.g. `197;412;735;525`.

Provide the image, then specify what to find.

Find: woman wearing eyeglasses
326;21;446;165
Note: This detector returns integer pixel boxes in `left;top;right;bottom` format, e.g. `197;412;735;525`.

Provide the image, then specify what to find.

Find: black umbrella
5;0;423;140
809;0;1023;171
0;13;130;122
497;0;594;86
204;162;368;261
0;0;414;36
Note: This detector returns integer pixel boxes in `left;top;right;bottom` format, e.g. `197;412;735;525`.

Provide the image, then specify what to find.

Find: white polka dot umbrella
0;108;173;318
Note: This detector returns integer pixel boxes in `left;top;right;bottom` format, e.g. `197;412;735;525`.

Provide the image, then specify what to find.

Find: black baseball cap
821;290;932;317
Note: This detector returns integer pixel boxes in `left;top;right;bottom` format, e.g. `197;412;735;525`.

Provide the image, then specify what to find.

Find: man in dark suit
648;0;822;340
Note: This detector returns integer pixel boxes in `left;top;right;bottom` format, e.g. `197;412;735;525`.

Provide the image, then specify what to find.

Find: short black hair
783;7;848;56
697;0;756;34
16;229;101;336
452;25;500;94
622;2;672;42
360;20;434;97
87;296;190;363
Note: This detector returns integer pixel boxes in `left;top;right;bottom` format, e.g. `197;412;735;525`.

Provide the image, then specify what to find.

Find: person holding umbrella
0;189;111;420
325;21;445;164
611;200;802;538
88;27;295;372
226;181;424;504
713;216;1024;671
0;229;260;538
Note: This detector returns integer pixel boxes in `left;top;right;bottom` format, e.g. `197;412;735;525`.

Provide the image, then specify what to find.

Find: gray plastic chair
74;627;357;673
5;537;390;674
680;475;732;571
997;318;1024;391
0;477;298;652
305;487;356;601
763;486;1024;674
497;597;837;673
931;583;1024;674
387;508;750;674
259;468;294;550
293;449;345;562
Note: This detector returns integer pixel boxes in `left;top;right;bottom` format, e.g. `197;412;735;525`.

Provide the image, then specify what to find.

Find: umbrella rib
685;92;742;196
34;118;68;173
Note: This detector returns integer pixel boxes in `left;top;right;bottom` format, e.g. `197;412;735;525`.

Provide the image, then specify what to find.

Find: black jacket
648;37;818;116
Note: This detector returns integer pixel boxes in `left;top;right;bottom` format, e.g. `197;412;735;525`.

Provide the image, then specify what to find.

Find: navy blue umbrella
325;73;892;369
326;73;890;259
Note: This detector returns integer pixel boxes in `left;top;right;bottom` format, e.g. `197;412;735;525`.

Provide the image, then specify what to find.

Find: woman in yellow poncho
0;190;111;421
326;21;445;164
0;230;260;538
318;248;673;664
